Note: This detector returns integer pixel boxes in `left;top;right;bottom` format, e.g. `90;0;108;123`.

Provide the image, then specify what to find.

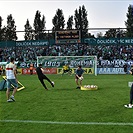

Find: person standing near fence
29;63;34;75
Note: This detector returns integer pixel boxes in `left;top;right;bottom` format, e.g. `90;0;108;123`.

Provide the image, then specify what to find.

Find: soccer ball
87;85;90;88
79;76;84;80
90;85;94;88
84;85;87;88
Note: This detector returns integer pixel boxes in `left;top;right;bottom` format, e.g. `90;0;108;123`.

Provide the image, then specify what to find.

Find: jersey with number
6;62;16;79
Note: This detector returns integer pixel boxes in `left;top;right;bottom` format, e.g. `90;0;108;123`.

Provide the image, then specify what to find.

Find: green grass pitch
0;74;133;133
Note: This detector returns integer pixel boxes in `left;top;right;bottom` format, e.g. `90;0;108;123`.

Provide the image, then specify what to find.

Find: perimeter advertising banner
84;38;133;45
21;67;126;74
21;68;93;74
22;68;57;74
97;68;125;74
57;68;94;74
5;67;127;75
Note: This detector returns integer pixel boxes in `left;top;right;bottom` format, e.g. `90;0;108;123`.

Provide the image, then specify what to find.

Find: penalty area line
0;120;133;126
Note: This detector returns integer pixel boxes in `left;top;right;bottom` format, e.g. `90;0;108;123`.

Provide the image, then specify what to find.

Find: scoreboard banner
55;30;81;44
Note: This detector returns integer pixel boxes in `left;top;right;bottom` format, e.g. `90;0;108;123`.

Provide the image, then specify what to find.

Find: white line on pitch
0;120;133;126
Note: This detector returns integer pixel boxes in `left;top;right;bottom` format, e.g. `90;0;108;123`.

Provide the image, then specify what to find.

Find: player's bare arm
41;68;45;73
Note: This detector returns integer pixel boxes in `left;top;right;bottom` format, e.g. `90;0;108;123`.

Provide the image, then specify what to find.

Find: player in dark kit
75;65;84;89
124;66;133;108
36;64;54;90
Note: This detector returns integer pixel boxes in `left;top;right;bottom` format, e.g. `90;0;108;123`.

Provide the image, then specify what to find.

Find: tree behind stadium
24;19;33;40
125;4;133;37
6;14;17;41
33;10;46;40
52;8;65;31
74;5;89;40
0;16;6;41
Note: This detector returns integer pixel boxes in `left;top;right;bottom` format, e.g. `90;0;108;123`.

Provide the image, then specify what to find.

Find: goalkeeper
124;65;133;108
75;65;84;89
62;64;72;76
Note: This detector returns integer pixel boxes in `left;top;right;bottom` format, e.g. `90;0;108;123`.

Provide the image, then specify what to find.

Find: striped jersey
6;62;16;79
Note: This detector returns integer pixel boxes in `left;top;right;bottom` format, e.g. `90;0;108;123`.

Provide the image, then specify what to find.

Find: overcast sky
0;0;132;40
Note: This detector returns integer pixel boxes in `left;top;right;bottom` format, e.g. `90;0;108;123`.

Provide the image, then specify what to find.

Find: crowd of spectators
0;43;133;62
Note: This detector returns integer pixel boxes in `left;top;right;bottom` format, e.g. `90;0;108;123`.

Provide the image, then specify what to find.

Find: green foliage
0;16;2;28
0;5;132;41
6;14;17;41
67;16;73;30
74;5;88;38
0;17;6;41
52;9;65;31
33;10;46;40
104;28;126;38
24;19;33;40
0;74;133;133
125;4;133;37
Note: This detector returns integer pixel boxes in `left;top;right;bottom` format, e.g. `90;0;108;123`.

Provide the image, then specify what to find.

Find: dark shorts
63;70;69;73
75;75;81;79
63;68;72;73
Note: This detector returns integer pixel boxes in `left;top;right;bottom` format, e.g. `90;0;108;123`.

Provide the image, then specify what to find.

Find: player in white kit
6;57;18;102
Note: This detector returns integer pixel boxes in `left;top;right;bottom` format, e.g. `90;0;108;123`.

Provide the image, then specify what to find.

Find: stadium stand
0;44;133;64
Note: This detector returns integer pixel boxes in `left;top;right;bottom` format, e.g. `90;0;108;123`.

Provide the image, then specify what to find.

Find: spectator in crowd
123;63;128;74
0;48;3;62
0;44;133;67
0;66;2;75
29;63;34;75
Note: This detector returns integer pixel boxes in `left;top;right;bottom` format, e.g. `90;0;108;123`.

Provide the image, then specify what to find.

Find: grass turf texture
0;74;133;133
